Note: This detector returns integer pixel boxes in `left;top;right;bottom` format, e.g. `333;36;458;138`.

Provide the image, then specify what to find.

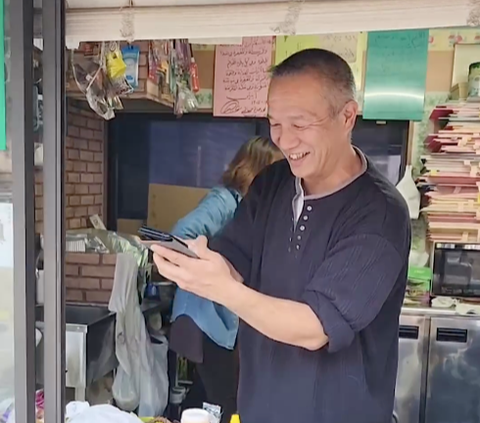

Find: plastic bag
110;254;169;417
396;165;420;219
138;337;169;418
68;404;142;423
110;254;142;411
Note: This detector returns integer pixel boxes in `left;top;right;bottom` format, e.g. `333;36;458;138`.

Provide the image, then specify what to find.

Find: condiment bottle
229;414;240;423
190;57;200;93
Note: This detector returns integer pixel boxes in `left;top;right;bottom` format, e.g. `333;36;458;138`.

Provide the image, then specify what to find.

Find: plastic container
180;408;210;423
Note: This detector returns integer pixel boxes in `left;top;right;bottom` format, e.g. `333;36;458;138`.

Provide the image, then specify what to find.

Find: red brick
80;109;96;118
87;205;101;215
73;115;87;127
87;162;101;173
66;277;100;290
92;130;104;142
80;173;94;183
73;163;85;173
73;138;89;150
87;119;102;130
35;222;43;234
85;290;111;304
65;160;74;172
68;218;82;229
88;141;102;152
101;254;117;265
80;218;87;227
68;196;79;206
35;209;43;222
101;278;114;290
94;195;103;205
94;152;103;162
65;184;75;195
81;265;116;278
74;184;89;195
74;206;88;217
35;172;43;183
65;207;75;218
67;173;80;183
66;289;84;302
66;253;101;264
65;265;79;276
81;195;95;205
80;128;94;139
65;137;75;148
67;149;80;160
35;183;43;196
36;196;43;209
67;126;80;137
89;184;101;194
93;174;103;184
80;151;94;161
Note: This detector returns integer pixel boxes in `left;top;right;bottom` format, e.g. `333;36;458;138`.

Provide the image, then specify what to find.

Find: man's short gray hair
271;48;356;116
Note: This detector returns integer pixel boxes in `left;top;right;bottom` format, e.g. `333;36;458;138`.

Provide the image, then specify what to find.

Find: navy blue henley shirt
210;156;411;423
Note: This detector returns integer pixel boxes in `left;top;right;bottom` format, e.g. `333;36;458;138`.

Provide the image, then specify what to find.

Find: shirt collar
294;146;368;200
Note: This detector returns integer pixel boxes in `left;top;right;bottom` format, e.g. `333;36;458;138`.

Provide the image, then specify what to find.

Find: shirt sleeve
209;180;261;283
302;233;406;353
170;188;237;241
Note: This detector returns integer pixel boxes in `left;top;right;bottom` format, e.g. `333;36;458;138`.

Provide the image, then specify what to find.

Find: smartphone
141;230;199;259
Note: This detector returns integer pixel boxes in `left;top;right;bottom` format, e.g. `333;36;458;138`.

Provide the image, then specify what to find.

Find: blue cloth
170;186;242;350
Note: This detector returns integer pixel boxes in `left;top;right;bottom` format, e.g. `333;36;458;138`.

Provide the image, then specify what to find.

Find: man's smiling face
267;72;358;186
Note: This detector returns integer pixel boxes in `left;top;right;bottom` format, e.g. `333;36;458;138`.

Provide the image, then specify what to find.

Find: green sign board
0;0;5;151
363;30;429;121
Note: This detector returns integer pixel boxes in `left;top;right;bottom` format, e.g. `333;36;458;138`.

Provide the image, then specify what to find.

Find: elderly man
153;48;410;423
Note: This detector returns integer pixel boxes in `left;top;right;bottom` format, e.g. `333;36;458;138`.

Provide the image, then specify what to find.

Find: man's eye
293;124;306;130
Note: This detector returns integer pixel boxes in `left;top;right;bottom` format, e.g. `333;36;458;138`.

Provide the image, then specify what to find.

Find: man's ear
342;100;358;132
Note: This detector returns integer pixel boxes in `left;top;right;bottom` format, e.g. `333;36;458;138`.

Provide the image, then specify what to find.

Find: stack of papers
422;101;480;242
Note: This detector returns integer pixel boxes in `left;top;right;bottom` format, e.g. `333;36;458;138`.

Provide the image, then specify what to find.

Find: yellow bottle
229;414;240;423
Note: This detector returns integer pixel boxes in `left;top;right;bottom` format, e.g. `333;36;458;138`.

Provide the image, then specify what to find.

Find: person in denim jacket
168;136;282;422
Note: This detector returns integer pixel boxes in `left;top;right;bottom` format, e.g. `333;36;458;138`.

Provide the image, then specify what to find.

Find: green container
468;62;480;99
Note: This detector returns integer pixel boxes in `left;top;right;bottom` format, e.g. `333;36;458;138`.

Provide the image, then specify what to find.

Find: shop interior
2;0;480;422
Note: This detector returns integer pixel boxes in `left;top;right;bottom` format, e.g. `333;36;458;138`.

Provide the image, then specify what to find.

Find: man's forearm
218;279;328;351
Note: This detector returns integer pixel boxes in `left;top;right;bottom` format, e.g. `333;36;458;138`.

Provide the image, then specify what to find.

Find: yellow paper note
274;35;320;65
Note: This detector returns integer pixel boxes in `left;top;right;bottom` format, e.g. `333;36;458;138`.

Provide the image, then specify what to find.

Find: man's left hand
151;236;241;303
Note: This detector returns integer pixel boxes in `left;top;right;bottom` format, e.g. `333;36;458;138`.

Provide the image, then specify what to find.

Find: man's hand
153;235;327;351
151;236;242;303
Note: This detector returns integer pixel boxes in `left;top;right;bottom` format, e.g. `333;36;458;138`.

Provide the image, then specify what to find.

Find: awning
65;0;476;48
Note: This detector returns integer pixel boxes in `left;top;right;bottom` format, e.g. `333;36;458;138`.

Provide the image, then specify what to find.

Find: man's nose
277;129;300;150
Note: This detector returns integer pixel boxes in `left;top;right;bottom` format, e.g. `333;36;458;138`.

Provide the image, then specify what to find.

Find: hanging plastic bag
396;165;420;219
109;254;142;411
138;337;169;418
109;254;169;417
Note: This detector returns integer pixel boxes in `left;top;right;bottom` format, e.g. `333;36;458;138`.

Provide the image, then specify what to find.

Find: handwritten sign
274;35;320;65
318;33;358;63
213;37;273;118
363;30;429;121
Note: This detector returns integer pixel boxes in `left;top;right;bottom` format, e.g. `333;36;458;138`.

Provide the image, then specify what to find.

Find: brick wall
34;100;106;233
65;252;117;304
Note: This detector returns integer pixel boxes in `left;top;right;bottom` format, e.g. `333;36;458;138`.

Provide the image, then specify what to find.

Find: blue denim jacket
170;186;242;350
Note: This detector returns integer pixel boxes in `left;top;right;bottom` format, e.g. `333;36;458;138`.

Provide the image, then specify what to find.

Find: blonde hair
222;136;283;196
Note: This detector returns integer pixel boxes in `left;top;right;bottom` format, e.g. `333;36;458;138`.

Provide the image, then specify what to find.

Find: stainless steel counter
396;306;480;423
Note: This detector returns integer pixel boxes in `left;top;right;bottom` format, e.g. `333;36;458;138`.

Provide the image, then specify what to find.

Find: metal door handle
399;325;419;339
436;327;468;343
